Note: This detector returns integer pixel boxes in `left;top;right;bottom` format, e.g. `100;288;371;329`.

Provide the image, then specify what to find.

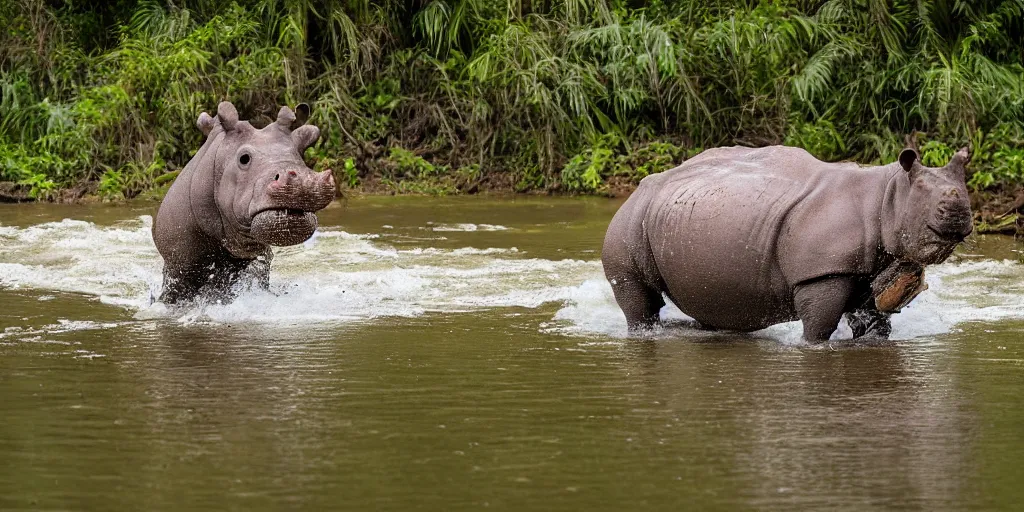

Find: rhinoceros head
196;101;335;251
893;146;973;265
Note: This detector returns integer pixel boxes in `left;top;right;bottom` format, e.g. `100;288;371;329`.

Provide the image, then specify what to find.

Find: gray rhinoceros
602;145;973;341
153;101;335;304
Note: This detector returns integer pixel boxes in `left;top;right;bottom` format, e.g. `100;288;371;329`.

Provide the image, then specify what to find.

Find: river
1;197;1023;510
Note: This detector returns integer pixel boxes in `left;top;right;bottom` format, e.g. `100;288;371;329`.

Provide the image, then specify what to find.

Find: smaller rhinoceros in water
153;101;335;304
602;145;974;341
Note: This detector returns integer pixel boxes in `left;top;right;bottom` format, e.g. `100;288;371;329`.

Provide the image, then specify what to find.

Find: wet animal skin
152;101;336;304
602;145;973;341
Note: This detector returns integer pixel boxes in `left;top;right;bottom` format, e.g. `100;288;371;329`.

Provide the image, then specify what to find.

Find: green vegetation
1;0;1023;204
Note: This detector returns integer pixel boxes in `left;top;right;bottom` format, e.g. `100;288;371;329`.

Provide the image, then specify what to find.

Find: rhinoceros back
636;146;893;331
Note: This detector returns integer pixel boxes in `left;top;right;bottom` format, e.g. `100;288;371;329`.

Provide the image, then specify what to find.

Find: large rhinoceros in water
602;145;974;341
153;101;335;303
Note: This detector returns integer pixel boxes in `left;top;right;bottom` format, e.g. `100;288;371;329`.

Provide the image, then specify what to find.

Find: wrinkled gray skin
602;145;973;341
153;101;336;304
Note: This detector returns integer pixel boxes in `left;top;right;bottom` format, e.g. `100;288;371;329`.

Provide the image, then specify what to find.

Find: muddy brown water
1;197;1023;511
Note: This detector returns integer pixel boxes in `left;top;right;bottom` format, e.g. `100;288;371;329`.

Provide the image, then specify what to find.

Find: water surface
1;197;1023;511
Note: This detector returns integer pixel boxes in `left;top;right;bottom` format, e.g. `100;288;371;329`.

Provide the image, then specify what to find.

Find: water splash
547;259;1024;343
0;216;593;326
1;216;1021;341
0;217;161;307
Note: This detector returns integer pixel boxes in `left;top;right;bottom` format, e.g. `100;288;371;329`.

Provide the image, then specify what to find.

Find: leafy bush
388;147;442;179
785;120;846;162
1;0;1022;198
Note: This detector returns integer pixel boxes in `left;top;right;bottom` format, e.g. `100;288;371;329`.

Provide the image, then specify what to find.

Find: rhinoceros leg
793;276;856;342
202;255;271;301
158;265;204;305
158;251;272;305
845;309;892;339
607;274;665;333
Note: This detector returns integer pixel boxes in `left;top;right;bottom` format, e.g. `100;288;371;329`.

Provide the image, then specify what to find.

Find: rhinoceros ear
196;112;217;137
294;103;310;126
217;101;239;131
292;124;320;153
898;148;919;173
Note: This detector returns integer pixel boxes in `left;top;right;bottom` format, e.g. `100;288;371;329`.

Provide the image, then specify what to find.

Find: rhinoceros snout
249;169;335;246
269;167;331;188
932;200;973;239
265;168;336;211
272;170;299;185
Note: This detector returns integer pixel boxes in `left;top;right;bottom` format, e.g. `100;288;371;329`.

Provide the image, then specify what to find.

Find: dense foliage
2;0;1023;200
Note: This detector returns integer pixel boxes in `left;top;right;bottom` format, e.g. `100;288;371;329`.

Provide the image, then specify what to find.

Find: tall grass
1;0;1022;199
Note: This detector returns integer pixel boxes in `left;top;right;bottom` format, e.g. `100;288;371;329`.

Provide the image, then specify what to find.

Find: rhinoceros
153;101;335;303
602;145;973;341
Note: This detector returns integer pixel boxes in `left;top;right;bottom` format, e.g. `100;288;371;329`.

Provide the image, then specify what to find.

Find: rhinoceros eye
239;153;251;167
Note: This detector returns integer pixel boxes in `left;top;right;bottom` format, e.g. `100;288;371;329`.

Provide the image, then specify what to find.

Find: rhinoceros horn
196;112;217;137
217;101;240;131
271;104;318;152
275;105;296;128
949;146;971;172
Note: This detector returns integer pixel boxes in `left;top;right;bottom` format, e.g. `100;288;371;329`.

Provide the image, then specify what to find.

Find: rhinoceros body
153;102;335;304
602;145;973;341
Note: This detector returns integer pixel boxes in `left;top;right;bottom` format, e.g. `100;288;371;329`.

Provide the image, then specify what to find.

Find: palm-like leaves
1;0;1022;192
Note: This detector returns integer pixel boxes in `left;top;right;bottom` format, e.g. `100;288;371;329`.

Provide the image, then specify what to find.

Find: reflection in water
134;324;344;508
0;198;1022;511
632;342;973;509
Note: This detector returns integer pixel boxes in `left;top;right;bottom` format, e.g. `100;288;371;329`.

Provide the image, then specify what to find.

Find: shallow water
1;197;1023;511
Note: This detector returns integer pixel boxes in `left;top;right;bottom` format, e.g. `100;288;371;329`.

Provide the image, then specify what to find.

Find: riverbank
1;168;1020;236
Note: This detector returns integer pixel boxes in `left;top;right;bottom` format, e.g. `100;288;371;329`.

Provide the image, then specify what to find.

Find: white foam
1;216;1021;342
427;223;509;232
0;216;594;326
0;217;162;306
0;319;122;340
